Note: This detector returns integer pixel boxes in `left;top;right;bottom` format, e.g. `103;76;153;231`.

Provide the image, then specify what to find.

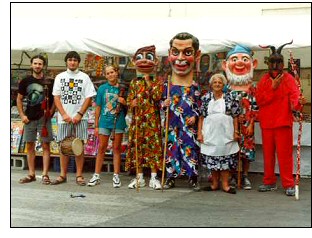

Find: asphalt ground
10;169;311;229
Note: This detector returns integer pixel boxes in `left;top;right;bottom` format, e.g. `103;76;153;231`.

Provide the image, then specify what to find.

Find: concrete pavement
11;169;311;227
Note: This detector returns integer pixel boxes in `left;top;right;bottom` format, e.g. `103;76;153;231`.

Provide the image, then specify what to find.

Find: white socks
138;173;143;180
151;173;157;180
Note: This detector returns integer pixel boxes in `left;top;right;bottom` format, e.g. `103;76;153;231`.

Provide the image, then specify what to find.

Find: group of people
16;32;305;197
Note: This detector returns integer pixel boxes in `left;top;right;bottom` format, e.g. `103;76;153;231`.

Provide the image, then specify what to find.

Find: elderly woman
197;73;240;194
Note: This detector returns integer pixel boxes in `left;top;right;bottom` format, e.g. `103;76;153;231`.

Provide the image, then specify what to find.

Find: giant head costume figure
260;40;293;79
132;45;158;78
222;44;258;87
168;32;201;77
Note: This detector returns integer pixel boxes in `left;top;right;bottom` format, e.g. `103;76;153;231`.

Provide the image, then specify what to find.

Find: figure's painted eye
184;50;194;56
171;49;179;56
146;53;155;61
135;53;143;60
242;56;250;63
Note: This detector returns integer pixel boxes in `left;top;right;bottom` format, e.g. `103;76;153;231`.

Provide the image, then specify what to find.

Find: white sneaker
128;178;146;189
149;177;161;190
87;173;100;187
112;175;121;188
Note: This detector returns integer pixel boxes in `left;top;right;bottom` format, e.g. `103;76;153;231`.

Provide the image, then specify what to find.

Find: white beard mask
225;62;254;86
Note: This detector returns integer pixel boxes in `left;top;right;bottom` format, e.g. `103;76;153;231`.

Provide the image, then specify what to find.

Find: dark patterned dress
125;76;163;170
200;91;240;171
161;80;201;178
229;84;258;162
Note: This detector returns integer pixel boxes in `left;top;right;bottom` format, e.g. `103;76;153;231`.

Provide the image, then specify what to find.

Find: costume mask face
132;45;158;75
169;38;196;76
222;45;257;86
268;54;284;79
259;40;293;79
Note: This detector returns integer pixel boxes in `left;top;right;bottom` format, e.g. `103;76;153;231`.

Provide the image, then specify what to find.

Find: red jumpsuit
255;72;301;188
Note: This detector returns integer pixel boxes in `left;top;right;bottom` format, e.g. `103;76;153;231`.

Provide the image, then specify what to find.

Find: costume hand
299;95;307;105
131;98;138;108
164;98;171;107
186;116;195;125
271;73;283;90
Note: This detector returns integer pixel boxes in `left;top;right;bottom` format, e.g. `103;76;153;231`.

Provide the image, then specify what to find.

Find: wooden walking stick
161;76;170;191
237;122;242;189
289;50;303;200
134;84;140;192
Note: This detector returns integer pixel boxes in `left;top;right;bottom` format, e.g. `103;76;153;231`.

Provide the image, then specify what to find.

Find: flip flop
42;175;51;185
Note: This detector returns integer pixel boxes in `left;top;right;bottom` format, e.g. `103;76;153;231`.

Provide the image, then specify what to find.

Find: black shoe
189;176;201;192
223;187;236;194
163;177;175;189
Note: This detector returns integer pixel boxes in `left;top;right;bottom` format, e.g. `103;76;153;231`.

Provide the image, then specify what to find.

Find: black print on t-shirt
60;78;83;104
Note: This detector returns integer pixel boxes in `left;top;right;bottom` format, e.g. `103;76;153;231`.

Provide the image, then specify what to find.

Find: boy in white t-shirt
51;51;96;186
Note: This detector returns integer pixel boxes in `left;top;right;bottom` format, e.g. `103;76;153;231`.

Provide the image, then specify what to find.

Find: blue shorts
23;116;53;142
99;128;124;136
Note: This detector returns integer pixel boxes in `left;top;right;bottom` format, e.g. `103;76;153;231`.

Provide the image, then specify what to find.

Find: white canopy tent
11;15;311;56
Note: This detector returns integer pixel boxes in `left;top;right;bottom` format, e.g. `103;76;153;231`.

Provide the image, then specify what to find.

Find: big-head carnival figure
125;45;163;190
222;44;259;189
162;32;202;191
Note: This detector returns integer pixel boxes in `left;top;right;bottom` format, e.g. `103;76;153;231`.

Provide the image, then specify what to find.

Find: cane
134;84;140;192
237;122;242;189
289;50;303;200
161;76;170;191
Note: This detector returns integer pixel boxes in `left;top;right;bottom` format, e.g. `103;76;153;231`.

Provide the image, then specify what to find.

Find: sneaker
285;187;295;196
163;177;175;189
149;177;161;190
87;173;100;187
258;184;277;192
242;176;252;190
128;178;146;189
112;175;121;188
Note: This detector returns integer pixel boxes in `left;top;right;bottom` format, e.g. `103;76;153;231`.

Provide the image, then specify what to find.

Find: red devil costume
255;41;303;196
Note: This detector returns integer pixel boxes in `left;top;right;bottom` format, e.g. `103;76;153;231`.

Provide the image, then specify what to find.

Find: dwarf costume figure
161;32;202;191
255;41;304;196
125;45;163;190
222;44;259;190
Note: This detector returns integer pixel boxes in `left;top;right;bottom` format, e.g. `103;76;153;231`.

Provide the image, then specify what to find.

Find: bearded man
222;45;259;190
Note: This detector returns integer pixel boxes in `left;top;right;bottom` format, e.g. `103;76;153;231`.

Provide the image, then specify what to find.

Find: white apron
200;95;239;156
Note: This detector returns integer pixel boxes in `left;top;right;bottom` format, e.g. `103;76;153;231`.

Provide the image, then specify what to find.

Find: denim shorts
23;116;53;142
99;128;124;136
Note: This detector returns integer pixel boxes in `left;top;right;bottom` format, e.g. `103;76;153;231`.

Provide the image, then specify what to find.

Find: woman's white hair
209;73;227;85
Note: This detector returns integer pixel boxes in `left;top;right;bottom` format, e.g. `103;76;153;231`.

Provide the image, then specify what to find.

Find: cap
226;45;253;60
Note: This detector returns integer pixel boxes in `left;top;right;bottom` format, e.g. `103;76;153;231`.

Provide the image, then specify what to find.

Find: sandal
76;176;86;186
41;175;51;185
50;176;67;185
19;174;36;184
